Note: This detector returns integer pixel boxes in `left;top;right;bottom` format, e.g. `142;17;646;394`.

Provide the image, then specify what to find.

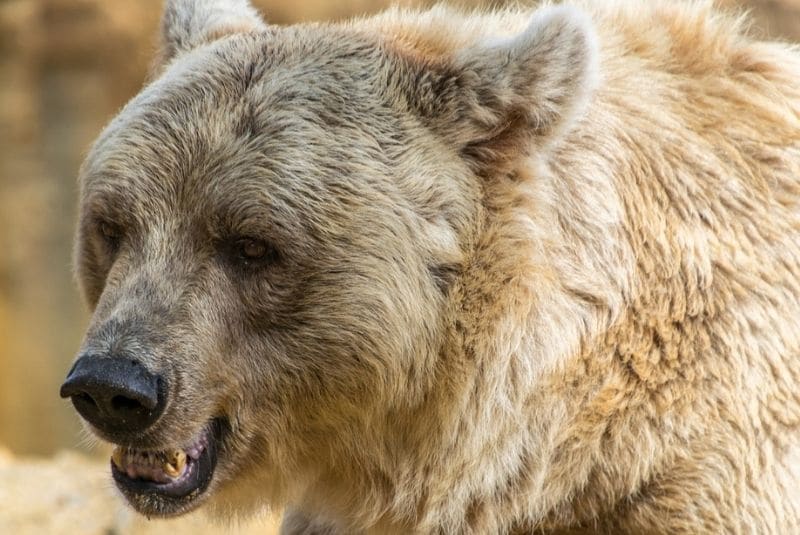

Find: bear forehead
80;29;399;203
139;26;389;122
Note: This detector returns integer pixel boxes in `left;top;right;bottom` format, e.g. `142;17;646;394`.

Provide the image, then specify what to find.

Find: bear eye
232;237;279;266
98;220;123;250
240;238;266;259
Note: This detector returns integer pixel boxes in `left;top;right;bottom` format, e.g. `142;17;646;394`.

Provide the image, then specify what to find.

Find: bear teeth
164;450;187;477
109;427;210;482
111;446;192;482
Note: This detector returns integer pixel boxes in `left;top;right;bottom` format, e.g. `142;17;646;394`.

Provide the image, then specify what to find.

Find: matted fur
68;0;800;533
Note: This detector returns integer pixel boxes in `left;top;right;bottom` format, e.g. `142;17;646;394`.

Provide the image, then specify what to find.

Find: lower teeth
112;447;188;481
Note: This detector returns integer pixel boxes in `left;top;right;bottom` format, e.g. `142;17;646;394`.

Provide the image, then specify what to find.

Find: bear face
64;0;598;519
74;31;465;517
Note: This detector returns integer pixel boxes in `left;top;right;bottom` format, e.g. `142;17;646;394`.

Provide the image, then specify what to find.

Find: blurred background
0;0;797;533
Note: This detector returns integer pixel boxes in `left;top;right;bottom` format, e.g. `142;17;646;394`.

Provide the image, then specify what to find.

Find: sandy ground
0;446;280;535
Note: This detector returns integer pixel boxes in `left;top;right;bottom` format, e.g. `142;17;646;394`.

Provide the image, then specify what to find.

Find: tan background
0;0;797;533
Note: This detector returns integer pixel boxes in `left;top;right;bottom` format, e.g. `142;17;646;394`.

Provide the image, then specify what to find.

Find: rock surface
0;446;279;534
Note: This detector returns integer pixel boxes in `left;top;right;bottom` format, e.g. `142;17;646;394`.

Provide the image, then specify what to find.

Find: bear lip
110;418;225;513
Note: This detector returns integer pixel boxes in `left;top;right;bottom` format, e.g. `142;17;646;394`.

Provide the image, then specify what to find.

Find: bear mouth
110;418;225;515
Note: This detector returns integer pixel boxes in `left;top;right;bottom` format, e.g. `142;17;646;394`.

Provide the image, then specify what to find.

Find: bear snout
60;354;167;436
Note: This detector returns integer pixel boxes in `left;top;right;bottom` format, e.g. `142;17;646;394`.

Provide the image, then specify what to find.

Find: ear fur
157;0;267;69
408;6;599;169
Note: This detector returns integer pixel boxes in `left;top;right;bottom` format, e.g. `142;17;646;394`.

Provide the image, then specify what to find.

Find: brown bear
59;0;800;532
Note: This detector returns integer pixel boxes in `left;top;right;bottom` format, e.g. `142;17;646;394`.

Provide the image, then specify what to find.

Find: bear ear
406;6;599;171
156;0;267;69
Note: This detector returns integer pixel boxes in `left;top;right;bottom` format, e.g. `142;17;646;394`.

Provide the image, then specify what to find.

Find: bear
58;0;800;532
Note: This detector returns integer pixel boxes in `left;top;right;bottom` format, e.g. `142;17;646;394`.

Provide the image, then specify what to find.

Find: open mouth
110;418;225;515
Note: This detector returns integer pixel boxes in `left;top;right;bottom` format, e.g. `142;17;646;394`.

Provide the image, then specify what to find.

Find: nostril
76;393;97;408
111;395;143;413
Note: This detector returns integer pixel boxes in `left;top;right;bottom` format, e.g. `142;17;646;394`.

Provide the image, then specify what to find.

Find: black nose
59;355;166;434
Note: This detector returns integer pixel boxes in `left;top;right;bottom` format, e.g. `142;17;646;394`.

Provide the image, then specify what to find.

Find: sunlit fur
71;0;800;532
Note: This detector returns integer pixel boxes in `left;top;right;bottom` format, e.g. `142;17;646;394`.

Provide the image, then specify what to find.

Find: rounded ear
405;6;599;171
156;0;267;70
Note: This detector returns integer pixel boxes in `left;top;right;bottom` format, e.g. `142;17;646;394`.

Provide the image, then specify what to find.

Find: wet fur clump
71;0;800;533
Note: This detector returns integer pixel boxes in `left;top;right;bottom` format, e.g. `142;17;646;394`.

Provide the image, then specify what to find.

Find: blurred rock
725;0;800;40
0;447;279;535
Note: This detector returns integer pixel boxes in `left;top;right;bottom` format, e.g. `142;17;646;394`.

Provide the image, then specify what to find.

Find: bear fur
70;0;800;532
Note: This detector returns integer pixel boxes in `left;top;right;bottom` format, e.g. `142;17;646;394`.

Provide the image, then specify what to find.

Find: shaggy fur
69;0;800;533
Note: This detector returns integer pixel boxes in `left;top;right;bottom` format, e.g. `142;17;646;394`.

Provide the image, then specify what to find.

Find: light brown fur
69;0;800;533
